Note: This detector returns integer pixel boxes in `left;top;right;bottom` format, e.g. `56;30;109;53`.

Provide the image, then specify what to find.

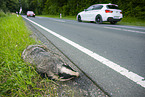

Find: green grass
1;12;143;96
0;14;59;96
38;15;145;27
118;17;145;27
0;10;7;17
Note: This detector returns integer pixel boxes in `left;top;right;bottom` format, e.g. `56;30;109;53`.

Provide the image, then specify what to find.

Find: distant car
77;3;123;24
27;11;35;17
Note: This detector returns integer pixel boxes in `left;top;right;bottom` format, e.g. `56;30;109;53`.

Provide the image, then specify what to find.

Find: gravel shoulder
24;18;109;97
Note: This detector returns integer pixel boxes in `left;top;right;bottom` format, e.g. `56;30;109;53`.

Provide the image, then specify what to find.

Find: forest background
0;0;145;19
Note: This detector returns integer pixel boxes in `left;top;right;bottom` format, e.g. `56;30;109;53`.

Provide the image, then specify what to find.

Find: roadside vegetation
0;12;60;96
1;0;145;27
118;16;145;27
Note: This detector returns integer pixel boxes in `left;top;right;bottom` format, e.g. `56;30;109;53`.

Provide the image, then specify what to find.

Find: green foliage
119;16;145;26
0;0;19;13
0;10;12;17
112;0;145;19
0;10;7;17
0;0;145;19
0;14;58;96
0;0;8;13
30;0;145;19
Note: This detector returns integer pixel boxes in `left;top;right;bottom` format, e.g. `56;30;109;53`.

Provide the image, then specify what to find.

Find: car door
81;6;94;21
81;5;103;21
87;5;103;21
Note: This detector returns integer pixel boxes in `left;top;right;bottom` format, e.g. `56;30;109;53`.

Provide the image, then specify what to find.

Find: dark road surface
23;15;145;97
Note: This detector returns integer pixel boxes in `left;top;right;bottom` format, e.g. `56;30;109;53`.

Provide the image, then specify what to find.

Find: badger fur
22;45;79;81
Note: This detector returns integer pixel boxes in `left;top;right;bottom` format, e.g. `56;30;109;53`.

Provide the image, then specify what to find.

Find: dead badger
22;45;79;81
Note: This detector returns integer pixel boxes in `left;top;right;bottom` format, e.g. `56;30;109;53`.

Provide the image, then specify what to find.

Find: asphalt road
22;16;145;97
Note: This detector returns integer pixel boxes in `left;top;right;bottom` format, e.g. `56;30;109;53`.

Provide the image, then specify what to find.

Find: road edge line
23;16;145;88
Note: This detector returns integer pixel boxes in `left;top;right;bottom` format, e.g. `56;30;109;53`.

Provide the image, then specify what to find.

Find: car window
30;12;34;14
27;11;34;14
87;5;103;11
87;6;94;11
107;5;119;9
92;5;103;10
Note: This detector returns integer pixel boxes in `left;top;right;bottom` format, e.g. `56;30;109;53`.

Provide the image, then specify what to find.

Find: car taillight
120;12;122;14
105;10;113;13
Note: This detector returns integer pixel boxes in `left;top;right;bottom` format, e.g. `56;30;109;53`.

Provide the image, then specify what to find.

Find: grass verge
38;14;145;27
118;17;145;27
0;14;59;96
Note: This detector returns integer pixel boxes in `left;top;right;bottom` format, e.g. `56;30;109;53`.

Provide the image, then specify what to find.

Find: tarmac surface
24;19;109;97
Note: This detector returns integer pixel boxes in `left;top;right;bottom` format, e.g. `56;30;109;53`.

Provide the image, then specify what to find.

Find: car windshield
27;11;34;14
87;5;103;11
107;5;119;9
93;5;103;10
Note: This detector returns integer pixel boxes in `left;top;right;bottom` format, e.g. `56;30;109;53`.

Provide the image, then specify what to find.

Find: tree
6;0;19;12
0;0;19;13
0;0;8;13
2;0;144;19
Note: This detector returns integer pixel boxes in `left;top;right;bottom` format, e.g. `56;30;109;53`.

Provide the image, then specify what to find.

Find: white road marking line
104;27;145;34
106;25;145;30
23;16;145;88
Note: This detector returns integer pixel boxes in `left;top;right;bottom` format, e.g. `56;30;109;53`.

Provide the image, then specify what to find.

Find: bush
0;10;6;17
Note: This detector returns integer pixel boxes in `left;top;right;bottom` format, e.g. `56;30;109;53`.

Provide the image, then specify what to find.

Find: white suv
77;3;123;24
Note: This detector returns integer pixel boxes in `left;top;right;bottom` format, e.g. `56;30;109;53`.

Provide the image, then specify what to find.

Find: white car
27;11;35;17
77;3;123;24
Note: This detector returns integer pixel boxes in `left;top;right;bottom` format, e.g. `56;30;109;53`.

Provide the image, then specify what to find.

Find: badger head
58;64;79;81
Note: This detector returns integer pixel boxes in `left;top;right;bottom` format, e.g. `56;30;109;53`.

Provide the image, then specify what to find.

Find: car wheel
78;15;82;22
110;21;117;24
95;15;103;24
